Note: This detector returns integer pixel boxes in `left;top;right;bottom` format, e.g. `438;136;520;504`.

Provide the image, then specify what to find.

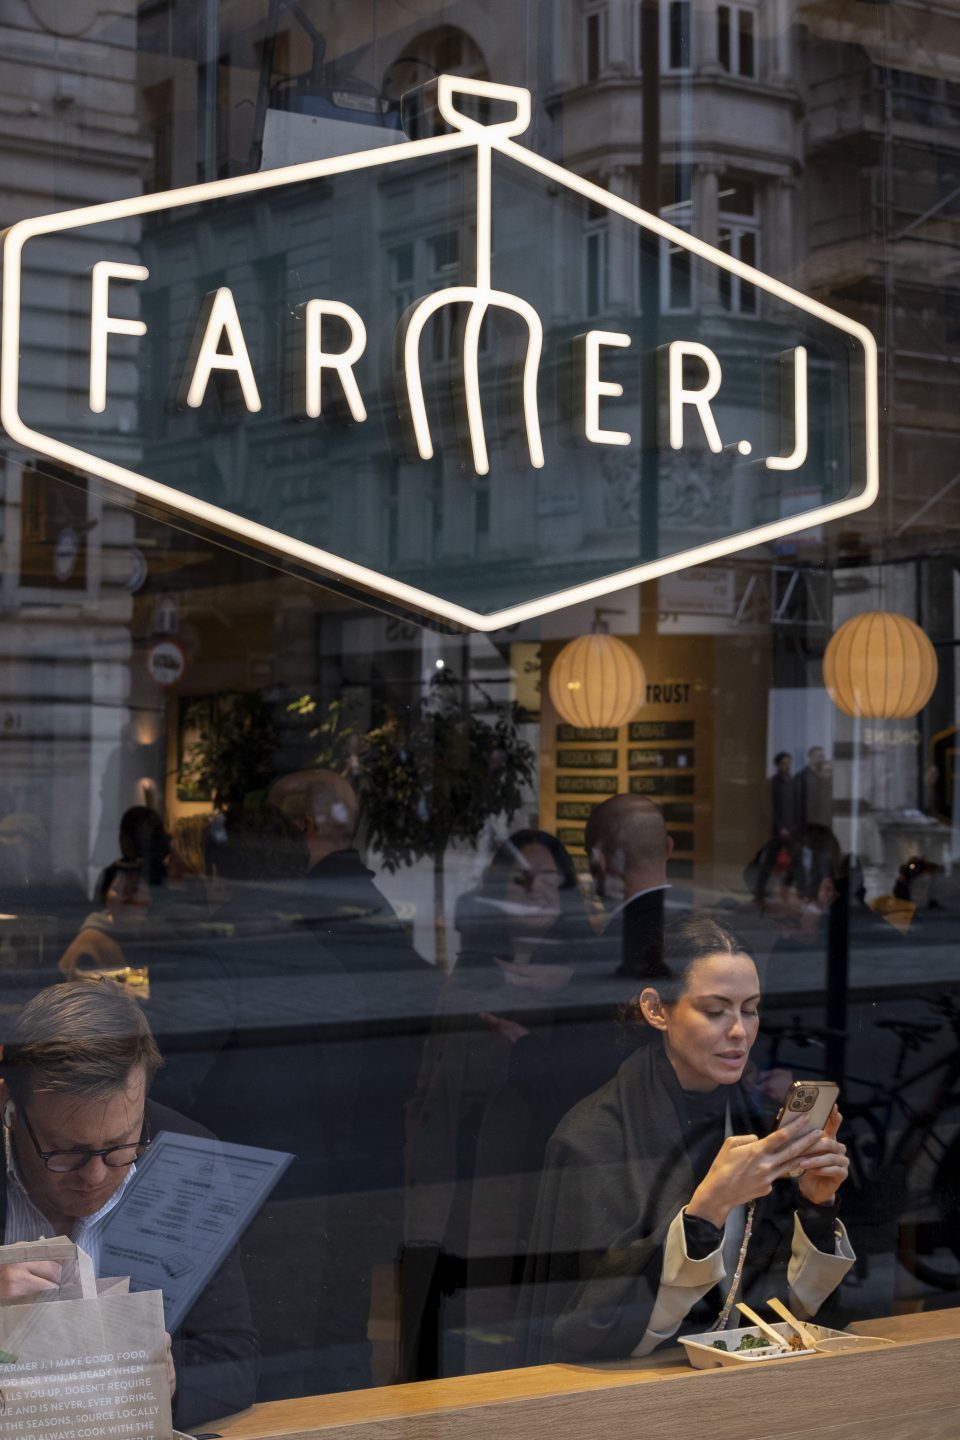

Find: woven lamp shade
823;612;938;719
548;632;645;729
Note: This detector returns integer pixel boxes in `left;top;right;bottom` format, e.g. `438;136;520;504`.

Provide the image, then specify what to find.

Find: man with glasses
0;978;258;1430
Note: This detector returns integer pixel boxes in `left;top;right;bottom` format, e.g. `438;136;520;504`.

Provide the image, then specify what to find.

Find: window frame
583;1;607;83
717;178;761;316
717;2;758;80
388;241;415;328
427;228;461;364
658;167;696;313
661;0;692;75
584;204;610;318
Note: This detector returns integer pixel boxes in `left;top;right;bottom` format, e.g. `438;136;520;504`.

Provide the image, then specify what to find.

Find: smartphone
775;1079;840;1133
775;1080;839;1177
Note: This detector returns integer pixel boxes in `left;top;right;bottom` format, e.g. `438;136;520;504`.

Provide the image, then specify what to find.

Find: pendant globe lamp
823;611;938;719
548;622;646;729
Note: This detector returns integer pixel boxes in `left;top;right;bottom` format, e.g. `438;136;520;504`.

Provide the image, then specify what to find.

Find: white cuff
630;1211;727;1358
787;1211;855;1317
661;1208;727;1287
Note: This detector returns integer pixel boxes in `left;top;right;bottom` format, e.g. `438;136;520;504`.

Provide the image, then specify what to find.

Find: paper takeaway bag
0;1236;174;1440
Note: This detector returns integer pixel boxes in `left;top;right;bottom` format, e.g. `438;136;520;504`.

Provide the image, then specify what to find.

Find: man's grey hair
1;979;162;1105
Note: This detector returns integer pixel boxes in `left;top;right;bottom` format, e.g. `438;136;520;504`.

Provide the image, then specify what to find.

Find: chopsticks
735;1301;791;1350
766;1296;817;1349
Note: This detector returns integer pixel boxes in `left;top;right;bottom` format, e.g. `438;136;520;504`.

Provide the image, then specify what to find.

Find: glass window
719;4;731;71
718;174;759;313
665;0;692;72
2;4;959;1430
719;4;757;79
390;243;415;324
429;230;461;361
738;8;756;78
18;466;89;593
585;5;605;82
659;164;695;311
429;231;460;276
585;200;610;316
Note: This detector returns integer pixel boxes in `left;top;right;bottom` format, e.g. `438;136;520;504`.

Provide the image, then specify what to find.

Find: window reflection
0;0;957;1426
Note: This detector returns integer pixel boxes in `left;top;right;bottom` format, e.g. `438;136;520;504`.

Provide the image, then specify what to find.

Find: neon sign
1;77;877;632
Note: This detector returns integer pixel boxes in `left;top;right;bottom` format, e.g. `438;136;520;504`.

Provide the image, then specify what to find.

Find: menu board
628;747;696;770
556;774;618;794
557;748;619;768
556;801;596;820
557;725;618;742
629;720;695;741
630;773;695;796
539;635;716;883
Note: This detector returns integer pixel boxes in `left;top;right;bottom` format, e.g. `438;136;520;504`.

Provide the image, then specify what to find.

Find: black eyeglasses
18;1106;151;1174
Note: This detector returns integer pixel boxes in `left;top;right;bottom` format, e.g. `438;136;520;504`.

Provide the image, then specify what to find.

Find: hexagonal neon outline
1;76;878;633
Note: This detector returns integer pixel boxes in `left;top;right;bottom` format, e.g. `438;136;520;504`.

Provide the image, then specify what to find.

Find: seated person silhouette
0;979;258;1431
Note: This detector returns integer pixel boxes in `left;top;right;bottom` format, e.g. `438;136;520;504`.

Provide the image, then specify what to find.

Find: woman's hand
687;1115;822;1227
797;1106;848;1206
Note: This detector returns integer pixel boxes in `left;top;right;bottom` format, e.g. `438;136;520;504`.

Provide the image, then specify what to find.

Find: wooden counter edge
209;1308;960;1440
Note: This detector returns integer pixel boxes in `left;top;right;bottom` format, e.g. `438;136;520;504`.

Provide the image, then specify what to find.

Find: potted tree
289;674;535;966
181;690;278;812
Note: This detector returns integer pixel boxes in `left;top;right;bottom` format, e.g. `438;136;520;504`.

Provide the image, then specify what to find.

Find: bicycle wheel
895;1112;960;1290
838;1104;892;1226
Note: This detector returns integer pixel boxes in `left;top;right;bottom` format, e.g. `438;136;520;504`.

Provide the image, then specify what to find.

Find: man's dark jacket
0;1099;259;1432
771;771;800;835
603;885;693;978
301;848;432;973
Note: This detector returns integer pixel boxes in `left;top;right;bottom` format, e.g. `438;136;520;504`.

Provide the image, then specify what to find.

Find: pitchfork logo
0;75;878;631
400;78;544;477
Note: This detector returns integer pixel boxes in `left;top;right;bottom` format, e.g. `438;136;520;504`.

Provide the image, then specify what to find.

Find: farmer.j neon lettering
2;74;878;632
88;195;808;473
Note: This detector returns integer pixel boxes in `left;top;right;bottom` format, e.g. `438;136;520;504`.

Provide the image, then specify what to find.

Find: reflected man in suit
585;794;677;979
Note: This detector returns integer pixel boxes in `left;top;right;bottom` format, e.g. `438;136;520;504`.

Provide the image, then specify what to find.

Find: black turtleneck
671;1068;736;1259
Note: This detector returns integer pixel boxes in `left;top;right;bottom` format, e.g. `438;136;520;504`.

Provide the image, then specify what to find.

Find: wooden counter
210;1310;960;1440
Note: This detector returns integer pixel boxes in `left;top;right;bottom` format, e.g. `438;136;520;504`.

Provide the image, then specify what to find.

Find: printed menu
99;1132;292;1332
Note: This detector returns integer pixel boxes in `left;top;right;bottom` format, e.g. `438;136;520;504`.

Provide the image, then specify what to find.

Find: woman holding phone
521;914;854;1363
